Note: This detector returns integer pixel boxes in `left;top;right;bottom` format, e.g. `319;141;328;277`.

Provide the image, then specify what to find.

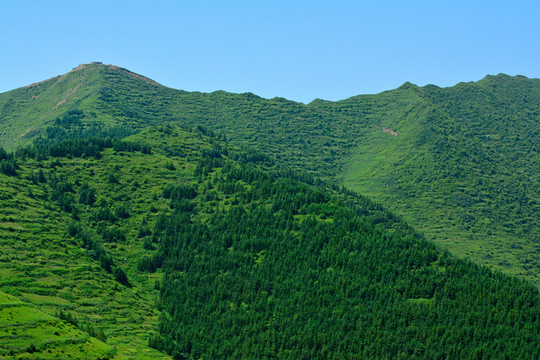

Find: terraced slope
0;132;189;359
0;291;114;359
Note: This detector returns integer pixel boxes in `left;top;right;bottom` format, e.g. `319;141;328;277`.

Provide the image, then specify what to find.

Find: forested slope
146;135;540;359
1;63;538;287
1;125;539;359
0;131;187;359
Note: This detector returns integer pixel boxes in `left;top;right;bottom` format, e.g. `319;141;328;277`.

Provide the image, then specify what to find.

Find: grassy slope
0;129;211;358
342;76;540;286
0;64;104;149
0;291;114;359
1;63;362;180
0;63;162;149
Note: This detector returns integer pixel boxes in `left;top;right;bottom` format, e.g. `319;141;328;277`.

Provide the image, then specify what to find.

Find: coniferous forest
149;144;540;359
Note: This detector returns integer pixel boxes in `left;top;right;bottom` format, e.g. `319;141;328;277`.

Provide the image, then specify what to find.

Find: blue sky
1;0;539;103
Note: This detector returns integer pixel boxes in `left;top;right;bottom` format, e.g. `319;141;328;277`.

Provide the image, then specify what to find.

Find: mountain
1;63;538;287
0;63;163;149
340;75;540;285
1;126;539;359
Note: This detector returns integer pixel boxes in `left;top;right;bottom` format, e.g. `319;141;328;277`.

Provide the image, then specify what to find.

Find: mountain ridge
1;64;539;288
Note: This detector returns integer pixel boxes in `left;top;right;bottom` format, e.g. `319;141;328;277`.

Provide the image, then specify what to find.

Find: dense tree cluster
16;137;151;161
147;149;540;359
0;146;18;176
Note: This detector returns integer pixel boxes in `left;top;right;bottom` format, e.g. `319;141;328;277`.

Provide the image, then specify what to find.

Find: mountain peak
477;73;531;85
72;62;163;87
397;81;419;90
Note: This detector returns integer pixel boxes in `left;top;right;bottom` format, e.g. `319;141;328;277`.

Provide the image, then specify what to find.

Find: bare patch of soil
382;127;398;136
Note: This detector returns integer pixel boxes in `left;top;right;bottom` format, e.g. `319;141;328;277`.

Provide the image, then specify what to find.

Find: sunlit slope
0;63;164;149
0;291;114;359
342;75;540;285
0;64;105;149
1;63;419;181
0;132;193;359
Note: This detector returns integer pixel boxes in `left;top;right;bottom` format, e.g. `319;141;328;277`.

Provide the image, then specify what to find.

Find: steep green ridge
341;76;540;285
0;63;160;149
1;64;538;288
1;62;378;179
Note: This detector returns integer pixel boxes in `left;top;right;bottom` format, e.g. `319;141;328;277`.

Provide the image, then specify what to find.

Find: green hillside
1;125;539;359
1;63;537;286
0;132;186;359
147;131;540;359
341;76;540;285
0;291;114;359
